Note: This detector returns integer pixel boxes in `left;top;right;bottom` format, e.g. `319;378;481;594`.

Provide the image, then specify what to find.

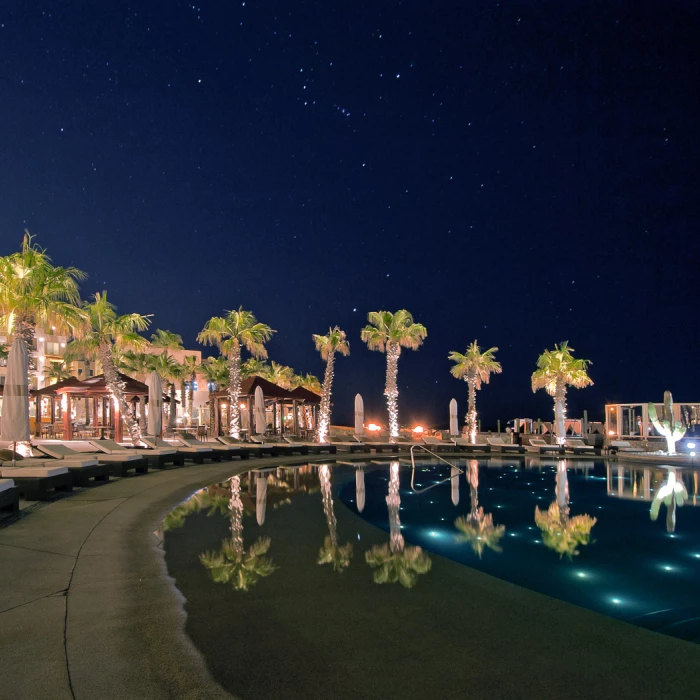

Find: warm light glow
239;403;246;410
608;430;615;436
367;423;382;432
38;337;45;342
221;402;227;408
61;395;68;411
412;425;424;433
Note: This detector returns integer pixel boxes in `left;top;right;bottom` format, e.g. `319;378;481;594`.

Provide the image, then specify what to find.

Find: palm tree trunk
385;343;400;440
319;466;337;545
317;353;335;443
554;380;567;444
168;383;177;430
227;344;242;438
14;315;37;372
208;389;216;434
99;343;141;443
386;462;404;552
188;372;195;426
229;476;244;557
180;379;187;425
465;376;478;444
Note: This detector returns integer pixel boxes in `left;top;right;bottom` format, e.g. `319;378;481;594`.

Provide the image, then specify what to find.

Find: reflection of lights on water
509;533;517;537
662;565;674;572
576;572;588;579
357;534;361;540
693;553;700;559
428;531;440;538
610;598;622;605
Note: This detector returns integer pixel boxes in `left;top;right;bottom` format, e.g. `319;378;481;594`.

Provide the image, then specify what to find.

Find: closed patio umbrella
254;386;266;435
354;393;364;436
451;466;460;506
1;337;30;466
355;466;366;513
146;371;163;437
256;472;267;525
449;398;458;436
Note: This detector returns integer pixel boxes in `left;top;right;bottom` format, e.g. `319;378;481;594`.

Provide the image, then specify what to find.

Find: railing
409;444;464;493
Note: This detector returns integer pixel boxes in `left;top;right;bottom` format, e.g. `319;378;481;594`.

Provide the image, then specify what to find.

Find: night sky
1;1;698;428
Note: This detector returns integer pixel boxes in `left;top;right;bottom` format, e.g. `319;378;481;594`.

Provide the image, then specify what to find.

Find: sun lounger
0;465;73;500
248;435;302;456
451;437;491;453
174;432;250;459
142;436;217;464
283;436;336;455
0;479;19;514
422;436;458;453
352;436;399;453
32;446;112;485
248;435;309;456
486;437;526;454
217;435;267;458
332;439;370;453
609;440;645;454
525;438;565;455
89;438;180;469
564;438;601;456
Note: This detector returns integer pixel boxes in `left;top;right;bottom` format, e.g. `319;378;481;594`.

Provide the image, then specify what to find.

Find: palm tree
317;465;353;572
199;475;278;591
531;341;593;444
65;292;151;442
0;232;87;370
454;460;506;557
365;461;432;588
197;308;275;439
150;329;184;351
43;360;73;385
119;350;152;381
200;356;229;434
266;360;296;389
181;355;199;426
240;357;270;379
150;330;185;428
360;310;427;440
535;463;597;558
313;327;350;443
448;341;502;444
291;373;322;393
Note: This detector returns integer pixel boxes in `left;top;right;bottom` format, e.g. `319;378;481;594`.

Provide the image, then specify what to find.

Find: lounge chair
486;437;526;454
451;437;491;454
525;438;565;455
422;436;458;453
0;465;73;500
331;438;370;453
248;434;309;456
283;436;336;455
353;436;399;454
32;445;113;485
141;436;218;464
608;440;645;454
173;433;250;460
0;479;19;514
217;435;267;458
89;438;179;469
248;434;304;457
564;438;601;456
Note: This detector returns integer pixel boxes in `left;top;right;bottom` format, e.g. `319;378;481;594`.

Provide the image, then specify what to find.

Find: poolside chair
608;440;645;454
174;432;250;460
283;436;336;455
141;436;218;464
486;437;526;454
89;438;179;469
32;445;113;485
451;437;491;454
0;479;19;514
0;465;73;501
564;438;601;456
422;436;457;453
217;435;267;458
353;435;399;454
247;434;309;456
330;437;370;453
525;438;565;455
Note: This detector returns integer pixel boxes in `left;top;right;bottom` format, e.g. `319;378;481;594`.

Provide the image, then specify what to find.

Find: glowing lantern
412;425;424;433
367;423;382;432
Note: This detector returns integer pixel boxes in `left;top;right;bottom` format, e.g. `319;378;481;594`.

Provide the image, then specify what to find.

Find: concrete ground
2;454;700;700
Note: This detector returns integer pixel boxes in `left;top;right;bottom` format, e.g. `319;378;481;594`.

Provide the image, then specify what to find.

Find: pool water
338;458;700;643
162;459;700;699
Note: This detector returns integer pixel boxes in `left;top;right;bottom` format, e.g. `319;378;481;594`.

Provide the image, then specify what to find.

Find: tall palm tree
360;310;427;440
365;461;432;588
240;357;270;379
454;460;506;558
119;350;152;381
198;308;275;439
65;292;151;442
199;475;278;591
531;341;593;444
150;352;182;430
535;463;597;558
150;330;185;428
0;232;87;370
317;465;353;572
200;356;229;434
181;355;199;426
266;360;296;389
43;360;73;385
448;341;502;444
313;327;350;444
150;329;184;351
291;373;322;393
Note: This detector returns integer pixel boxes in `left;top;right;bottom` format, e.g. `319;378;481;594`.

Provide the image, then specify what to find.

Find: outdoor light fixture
367;423;382;431
687;442;696;449
608;430;615;436
412;425;424;433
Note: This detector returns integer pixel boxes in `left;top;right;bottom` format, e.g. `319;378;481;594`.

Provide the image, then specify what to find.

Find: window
45;341;61;356
191;381;198;391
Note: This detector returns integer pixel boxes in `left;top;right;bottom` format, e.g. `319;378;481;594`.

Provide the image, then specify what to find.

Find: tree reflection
365;461;432;588
199;475;278;591
650;468;688;533
535;462;596;558
317;464;353;572
162;484;230;531
454;459;506;558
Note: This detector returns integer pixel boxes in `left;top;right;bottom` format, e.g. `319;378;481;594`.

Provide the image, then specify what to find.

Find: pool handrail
409;444;464;493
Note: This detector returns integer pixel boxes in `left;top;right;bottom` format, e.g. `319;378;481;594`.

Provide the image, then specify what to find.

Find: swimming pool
162;459;700;699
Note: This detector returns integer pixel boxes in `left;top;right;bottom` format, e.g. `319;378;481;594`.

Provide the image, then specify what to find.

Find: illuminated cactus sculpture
648;391;686;455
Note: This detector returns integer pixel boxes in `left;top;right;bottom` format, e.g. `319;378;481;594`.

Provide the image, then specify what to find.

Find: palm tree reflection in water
317;465;353;572
454;460;506;558
535;462;597;559
199;475;278;591
365;461;432;588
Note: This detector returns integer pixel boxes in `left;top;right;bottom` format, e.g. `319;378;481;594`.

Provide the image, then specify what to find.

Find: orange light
608;430;615;436
412;425;424;433
367;423;382;432
239;403;246;410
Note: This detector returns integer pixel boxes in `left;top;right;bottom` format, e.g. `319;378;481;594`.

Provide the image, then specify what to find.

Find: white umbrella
449;398;458;436
254;385;266;435
451;466;460;506
354;393;364;436
1;337;30;466
355;466;366;513
146;371;163;437
256;472;267;525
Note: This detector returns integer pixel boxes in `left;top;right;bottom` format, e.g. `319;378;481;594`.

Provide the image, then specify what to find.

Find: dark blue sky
1;1;698;427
